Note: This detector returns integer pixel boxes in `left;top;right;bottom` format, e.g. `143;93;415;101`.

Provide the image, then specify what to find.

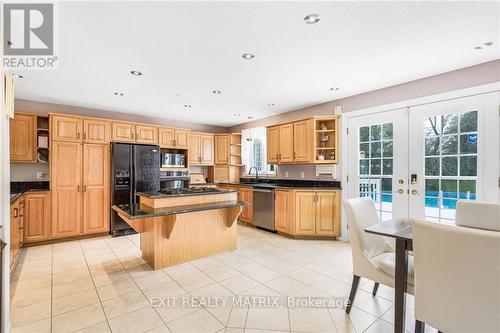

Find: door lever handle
395;189;404;194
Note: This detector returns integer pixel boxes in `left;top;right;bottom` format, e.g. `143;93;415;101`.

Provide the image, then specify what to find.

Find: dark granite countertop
137;189;238;199
10;181;50;204
112;200;247;220
217;179;341;190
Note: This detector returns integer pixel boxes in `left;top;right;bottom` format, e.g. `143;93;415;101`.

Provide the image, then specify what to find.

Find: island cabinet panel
315;192;338;235
200;134;214;165
279;124;294;163
112;122;136;143
24;192;51;243
238;186;253;223
10;114;36;162
83;118;110;144
267;126;280;164
293;119;314;163
294;191;316;235
214;135;230;164
83;144;110;234
275;190;291;233
136;125;158;144
51;141;82;238
187;133;201;164
51;115;83;143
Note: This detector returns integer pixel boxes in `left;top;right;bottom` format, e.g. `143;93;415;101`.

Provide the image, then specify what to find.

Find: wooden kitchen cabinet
275;190;292;233
294;191;317;235
51;115;83;142
200;134;214;164
267;126;280;164
136;124;158;144
214;135;230;164
315;191;339;236
24;191;51;243
159;127;189;149
10;113;36;162
112;121;136;143
83;144;110;234
83;118;110;144
293;119;314;163
187;133;201;164
188;133;214;165
51;141;82;238
10;196;23;270
239;186;253;223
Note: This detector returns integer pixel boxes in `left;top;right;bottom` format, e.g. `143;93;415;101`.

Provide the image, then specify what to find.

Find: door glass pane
423;110;478;223
358;122;394;221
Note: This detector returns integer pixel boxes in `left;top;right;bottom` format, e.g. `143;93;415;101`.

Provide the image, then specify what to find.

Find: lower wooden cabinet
275;189;340;237
24;192;51;243
238;186;253;224
10;196;24;270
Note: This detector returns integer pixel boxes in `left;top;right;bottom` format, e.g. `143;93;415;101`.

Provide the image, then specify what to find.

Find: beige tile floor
10;224;433;333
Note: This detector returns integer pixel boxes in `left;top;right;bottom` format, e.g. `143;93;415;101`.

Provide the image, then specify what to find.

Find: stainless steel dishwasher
252;187;275;231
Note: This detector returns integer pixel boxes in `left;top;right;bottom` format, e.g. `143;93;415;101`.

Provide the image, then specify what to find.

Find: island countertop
137;189;238;199
112;200;247;220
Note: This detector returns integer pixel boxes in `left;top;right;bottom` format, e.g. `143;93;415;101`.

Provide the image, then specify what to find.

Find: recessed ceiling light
130;70;142;76
212;90;221;94
474;41;494;50
184;104;192;108
267;103;275;107
304;14;320;24
114;92;124;96
12;73;23;79
329;87;340;91
233;113;241;117
242;53;255;60
248;116;254;119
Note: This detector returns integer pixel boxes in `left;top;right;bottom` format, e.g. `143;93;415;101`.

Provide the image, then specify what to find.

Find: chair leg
346;275;360;314
372;282;379;296
415;320;425;333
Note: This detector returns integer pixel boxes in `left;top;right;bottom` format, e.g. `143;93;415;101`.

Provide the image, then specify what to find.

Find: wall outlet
285;172;289;178
37;172;48;179
300;172;305;179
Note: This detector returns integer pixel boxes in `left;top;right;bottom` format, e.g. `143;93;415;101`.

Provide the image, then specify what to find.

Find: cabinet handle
83;132;86;140
77;132;80;139
19;226;24;230
84;185;87;192
77;185;80;192
173;139;176;146
13;208;18;218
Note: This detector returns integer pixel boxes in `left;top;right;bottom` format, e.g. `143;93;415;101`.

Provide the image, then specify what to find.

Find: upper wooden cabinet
159;127;189;149
83;118;110;144
188;133;214;165
266;116;339;164
214;135;230;164
51;115;83;142
136;124;158;144
112;122;136;143
24;191;51;243
10;114;36;162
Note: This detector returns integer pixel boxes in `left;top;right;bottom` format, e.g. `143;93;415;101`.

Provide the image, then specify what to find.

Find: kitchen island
112;188;246;270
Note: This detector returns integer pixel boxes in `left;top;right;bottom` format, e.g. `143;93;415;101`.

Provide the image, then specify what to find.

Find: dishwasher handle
252;188;274;193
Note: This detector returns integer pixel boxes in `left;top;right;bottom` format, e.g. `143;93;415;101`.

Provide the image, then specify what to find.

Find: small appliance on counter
189;173;217;188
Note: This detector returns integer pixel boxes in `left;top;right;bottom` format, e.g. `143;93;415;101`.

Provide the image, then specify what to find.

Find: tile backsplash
11;163;50;181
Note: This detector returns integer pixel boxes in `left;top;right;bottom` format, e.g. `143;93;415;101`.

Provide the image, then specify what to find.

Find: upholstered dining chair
456;201;500;231
412;219;500;333
343;197;414;313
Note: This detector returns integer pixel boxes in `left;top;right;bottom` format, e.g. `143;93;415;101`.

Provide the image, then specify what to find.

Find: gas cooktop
159;187;220;195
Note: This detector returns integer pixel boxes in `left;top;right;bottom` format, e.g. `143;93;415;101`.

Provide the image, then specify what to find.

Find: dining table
364;218;413;333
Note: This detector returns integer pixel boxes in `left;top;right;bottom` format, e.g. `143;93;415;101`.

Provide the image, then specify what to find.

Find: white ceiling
13;1;500;127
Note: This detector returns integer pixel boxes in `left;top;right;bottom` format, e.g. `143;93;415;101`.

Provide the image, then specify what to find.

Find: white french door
347;92;499;223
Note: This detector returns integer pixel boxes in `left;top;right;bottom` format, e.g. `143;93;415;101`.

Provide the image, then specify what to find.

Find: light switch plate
37;172;48;179
285;172;289;178
300;172;305;179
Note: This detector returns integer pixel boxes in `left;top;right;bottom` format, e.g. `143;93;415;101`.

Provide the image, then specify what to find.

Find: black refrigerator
111;143;160;236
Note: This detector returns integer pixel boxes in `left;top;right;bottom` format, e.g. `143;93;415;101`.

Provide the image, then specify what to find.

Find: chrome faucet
248;167;259;182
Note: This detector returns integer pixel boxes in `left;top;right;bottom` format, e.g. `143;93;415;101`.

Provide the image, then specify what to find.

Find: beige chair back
456;201;500;231
412;219;500;332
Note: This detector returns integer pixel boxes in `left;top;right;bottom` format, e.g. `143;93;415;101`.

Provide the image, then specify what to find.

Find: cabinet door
239;187;253;223
175;130;189;149
213;166;229;182
294;191;316;235
267;126;280;164
214;135;230;164
200;135;214;165
136;125;158;144
10;200;20;269
279;124;294;163
187;133;201;164
275;190;291;233
83;119;110;144
10;114;36;162
24;192;51;243
51;141;82;238
315;191;339;236
293;119;313;163
83;144;110;235
112;122;136;143
51;115;83;142
159;127;175;148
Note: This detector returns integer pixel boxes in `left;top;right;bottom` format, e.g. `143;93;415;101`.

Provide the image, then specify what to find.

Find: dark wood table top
364;218;413;241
